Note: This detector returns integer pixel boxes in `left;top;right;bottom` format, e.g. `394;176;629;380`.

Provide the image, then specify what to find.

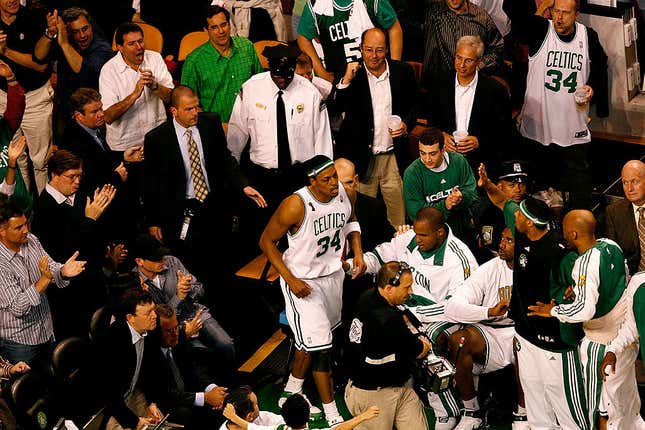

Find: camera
415;353;455;394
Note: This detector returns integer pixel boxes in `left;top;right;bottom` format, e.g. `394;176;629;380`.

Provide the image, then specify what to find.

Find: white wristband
344;221;361;235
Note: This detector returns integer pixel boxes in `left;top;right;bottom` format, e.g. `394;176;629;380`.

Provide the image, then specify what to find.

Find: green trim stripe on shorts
438;389;461;417
472;324;491;371
282;280;333;352
563;349;591;430
425;321;456;344
584;341;605;426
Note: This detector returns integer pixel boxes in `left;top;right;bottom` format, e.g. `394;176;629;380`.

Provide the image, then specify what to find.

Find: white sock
322;401;340;418
284;375;305;394
463;397;479;411
515;405;527;415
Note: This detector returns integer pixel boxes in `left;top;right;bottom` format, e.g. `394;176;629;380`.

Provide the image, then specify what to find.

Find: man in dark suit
143;85;265;282
142;304;227;430
422;35;512;172
604;160;645;275
31;150;115;339
61;88;143;242
61;88;143;195
331;27;418;228
96;288;160;430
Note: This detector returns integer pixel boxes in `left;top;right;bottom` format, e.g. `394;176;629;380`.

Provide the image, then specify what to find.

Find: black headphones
389;261;410;286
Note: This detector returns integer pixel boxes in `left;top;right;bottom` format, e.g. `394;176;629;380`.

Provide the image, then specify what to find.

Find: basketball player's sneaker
434;416;457;430
454;409;483;430
512;412;530;429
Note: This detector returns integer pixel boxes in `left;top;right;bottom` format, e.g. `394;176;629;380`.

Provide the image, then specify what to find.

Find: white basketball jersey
520;21;590;147
282;184;352;279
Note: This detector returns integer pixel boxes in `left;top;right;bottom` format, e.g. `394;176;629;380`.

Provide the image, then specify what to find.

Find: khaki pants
0;81;54;193
344;379;428;430
104;389;149;430
357;152;405;227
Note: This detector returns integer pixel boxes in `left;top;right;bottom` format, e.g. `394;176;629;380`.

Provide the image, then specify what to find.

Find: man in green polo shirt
181;5;263;122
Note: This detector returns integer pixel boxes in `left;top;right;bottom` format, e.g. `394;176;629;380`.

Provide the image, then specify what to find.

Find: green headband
519;200;549;226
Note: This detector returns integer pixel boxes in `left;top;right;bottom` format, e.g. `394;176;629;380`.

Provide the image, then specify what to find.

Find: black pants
521;138;592;210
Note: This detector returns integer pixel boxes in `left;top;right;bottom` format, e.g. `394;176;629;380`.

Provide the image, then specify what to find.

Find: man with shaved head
334;158;393;251
604;159;645;275
528;210;640;429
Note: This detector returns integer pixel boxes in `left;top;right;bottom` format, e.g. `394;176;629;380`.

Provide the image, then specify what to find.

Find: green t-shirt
181;37;263;122
403;152;478;241
0;128;31;213
634;284;645;363
297;0;397;72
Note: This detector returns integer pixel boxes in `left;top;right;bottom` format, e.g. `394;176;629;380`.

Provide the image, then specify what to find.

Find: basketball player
527;210;637;429
259;155;365;426
445;227;529;429
504;0;608;209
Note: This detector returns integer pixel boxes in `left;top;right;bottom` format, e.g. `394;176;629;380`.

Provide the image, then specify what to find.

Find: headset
389;261;410;286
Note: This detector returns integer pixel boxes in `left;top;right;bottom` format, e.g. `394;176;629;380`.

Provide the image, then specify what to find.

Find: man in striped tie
143;85;265;284
604;160;645;276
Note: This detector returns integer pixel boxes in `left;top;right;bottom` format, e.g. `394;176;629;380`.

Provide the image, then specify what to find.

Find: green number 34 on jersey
316;230;342;257
544;69;578;93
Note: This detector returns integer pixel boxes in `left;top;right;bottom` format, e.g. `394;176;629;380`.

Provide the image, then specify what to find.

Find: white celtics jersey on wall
282;184;352;279
520;21;591;147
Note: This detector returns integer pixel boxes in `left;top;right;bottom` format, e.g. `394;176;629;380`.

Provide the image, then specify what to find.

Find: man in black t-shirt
345;261;431;430
478;163;588;430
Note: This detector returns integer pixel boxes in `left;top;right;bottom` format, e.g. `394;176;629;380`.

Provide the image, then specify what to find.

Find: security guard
344;261;430;430
227;44;333;212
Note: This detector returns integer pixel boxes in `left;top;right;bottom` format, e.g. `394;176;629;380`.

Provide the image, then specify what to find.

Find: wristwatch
44;29;57;40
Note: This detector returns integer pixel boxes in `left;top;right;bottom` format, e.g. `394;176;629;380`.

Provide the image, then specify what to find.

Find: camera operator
344;261;431;430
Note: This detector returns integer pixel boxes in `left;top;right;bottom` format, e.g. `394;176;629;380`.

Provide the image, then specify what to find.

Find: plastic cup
574;87;588;106
452;130;468;144
387;115;402;131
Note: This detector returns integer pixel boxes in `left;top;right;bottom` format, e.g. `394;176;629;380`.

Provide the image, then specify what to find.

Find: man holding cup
422;35;512;173
503;0;608;210
331;27;418;228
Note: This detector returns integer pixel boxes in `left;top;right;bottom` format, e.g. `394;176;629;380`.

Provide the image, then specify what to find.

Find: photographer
344;261;431;430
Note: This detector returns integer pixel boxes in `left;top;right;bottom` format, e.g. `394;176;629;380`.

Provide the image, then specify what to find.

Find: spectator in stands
296;0;402;83
34;7;114;119
141;304;227;429
181;5;263;123
31;150;116;339
475;160;528;261
96;288;160;430
132;233;236;374
503;0;608;210
218;385;284;430
473;0;512;37
227;44;331;218
0;193;86;367
334;158;393;252
0;355;29;430
295;52;332;100
403;127;479;247
330;27;417;228
99;22;173;151
604;159;645;275
422;35;512;173
144;86;264;283
0;60;27;201
423;0;504;78
61;88;143;194
0;0;53;193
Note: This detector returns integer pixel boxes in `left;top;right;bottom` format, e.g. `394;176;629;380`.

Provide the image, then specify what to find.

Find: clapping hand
176;270;192;300
61;251;86;278
85;184;116;220
38;255;52;281
7;136;26;166
184;309;203;337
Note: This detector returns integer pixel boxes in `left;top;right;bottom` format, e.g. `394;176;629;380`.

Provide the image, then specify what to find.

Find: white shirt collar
455;70;479;90
45;183;74;205
127;321;146;344
366;61;390;82
116;51;144;73
172;118;198;138
428;152;450;173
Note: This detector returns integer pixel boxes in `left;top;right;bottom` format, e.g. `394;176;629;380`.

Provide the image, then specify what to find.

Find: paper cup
387;115;402;131
452;130;468;143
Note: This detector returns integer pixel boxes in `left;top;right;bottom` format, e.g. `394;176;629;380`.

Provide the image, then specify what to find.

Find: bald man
335;158;393;252
604;160;645;274
528;210;636;429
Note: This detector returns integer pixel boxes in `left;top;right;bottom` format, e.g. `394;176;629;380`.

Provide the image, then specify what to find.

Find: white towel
347;0;374;39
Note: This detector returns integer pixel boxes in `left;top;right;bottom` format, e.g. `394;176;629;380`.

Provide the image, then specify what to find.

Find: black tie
276;91;291;170
95;128;110;152
165;349;185;392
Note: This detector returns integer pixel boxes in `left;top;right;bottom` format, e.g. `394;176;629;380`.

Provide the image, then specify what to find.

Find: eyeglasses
61;172;83;181
389;261;410;286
